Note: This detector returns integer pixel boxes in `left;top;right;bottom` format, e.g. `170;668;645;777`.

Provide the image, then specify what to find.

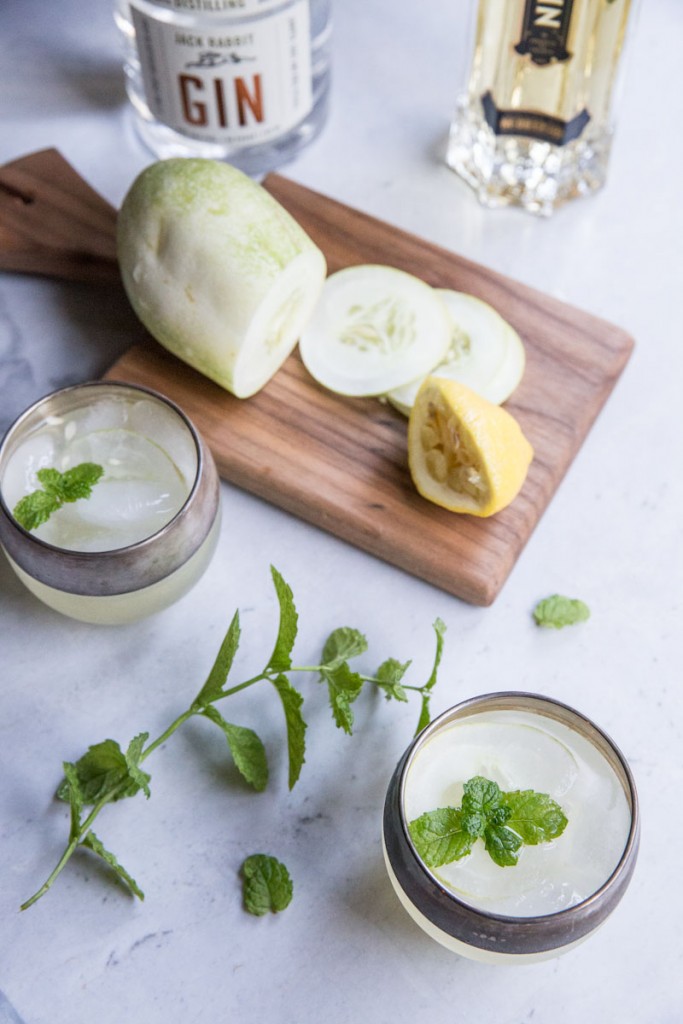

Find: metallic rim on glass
0;381;220;596
383;692;640;957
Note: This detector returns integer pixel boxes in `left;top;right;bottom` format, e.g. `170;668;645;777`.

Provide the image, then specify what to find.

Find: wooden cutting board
0;149;634;605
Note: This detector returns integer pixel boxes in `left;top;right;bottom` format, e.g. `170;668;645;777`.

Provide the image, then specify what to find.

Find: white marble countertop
1;1;681;1021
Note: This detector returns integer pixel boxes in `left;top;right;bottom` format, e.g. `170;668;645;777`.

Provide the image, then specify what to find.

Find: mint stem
140;708;197;762
20;783;129;910
21;587;444;910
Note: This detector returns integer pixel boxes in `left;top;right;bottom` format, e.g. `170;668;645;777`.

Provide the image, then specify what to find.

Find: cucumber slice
298;265;452;397
387;290;526;415
117;159;327;399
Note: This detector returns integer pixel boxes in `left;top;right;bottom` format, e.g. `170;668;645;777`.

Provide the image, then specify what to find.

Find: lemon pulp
408;377;533;516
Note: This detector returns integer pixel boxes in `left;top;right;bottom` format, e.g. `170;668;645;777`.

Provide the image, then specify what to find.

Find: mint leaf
408;807;475;868
82;831;144;900
462;776;503;818
201;706;269;792
124;733;151;798
321;627;368;670
318;629;370;733
502;789;568;845
267;567;298;673
270;674;306;789
484;823;523;867
414;695;432;738
533;594;590;629
410;776;568;870
22;568;451;911
375;658;410;702
62;761;84;841
12;462;104;531
55;462;104;502
321;660;364;734
195;611;241;706
35;468;63;497
460;810;487;838
12;490;59;531
414;618;447;736
424;618;446;692
240;854;293;916
57;739;145;805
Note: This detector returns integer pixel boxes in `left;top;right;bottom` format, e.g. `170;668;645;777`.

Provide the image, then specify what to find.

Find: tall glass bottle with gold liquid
446;0;639;214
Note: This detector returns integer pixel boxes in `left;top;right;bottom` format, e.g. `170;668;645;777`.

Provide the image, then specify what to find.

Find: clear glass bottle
114;0;332;177
446;0;639;215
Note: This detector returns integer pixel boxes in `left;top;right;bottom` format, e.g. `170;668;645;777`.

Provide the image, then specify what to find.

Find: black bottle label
481;91;590;145
514;0;575;66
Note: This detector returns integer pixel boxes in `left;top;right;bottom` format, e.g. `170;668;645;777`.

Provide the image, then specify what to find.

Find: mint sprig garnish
241;854;293;916
21;566;446;910
533;594;590;629
12;462;104;531
409;776;567;869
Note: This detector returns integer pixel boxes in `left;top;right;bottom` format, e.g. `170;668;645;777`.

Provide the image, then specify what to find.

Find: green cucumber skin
117;159;326;397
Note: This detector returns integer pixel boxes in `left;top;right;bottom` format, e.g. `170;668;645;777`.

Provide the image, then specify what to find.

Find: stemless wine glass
383;692;640;962
0;381;221;625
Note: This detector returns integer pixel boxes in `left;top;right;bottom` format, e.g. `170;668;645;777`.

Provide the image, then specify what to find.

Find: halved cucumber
387;290;526;415
117;159;327;399
298;265;452;397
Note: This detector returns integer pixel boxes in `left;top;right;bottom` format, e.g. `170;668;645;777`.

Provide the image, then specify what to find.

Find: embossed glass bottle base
446;97;614;217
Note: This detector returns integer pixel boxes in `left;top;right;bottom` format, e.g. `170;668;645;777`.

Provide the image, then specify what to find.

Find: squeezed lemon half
408;377;533;516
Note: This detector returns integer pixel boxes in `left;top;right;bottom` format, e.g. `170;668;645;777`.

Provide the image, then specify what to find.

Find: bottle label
514;0;575;66
482;0;589;145
482;92;589;145
143;1;297;14
131;0;313;145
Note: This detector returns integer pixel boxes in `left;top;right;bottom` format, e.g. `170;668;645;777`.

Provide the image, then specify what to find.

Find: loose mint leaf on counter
12;462;104;531
533;594;590;629
241;854;293;916
409;807;476;867
409;777;568;870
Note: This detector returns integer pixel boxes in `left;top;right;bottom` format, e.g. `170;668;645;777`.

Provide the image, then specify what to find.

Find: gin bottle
114;0;332;177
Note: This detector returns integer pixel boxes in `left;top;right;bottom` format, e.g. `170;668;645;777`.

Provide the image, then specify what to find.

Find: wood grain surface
0;150;634;604
0;149;119;282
